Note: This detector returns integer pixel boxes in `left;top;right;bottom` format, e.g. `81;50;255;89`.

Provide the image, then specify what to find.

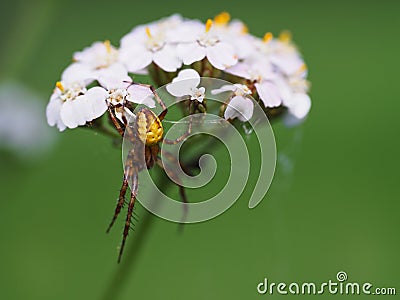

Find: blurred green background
0;0;399;299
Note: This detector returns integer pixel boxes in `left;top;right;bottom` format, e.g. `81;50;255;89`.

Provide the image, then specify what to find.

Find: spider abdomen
136;108;163;146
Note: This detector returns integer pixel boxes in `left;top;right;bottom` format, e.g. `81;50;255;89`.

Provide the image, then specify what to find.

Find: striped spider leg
106;83;192;262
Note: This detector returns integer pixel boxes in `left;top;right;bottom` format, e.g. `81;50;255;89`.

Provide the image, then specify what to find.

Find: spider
105;83;192;262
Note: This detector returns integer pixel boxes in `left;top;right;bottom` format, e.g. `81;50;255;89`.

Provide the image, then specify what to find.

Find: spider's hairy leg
118;170;138;263
107;105;125;137
143;83;167;113
106;176;129;233
131;82;168;120
163;115;193;145
150;85;168;121
106;147;137;233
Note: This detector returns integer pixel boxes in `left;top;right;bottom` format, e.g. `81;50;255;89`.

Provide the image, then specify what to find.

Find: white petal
60;98;87;128
114;111;124;124
175;69;201;82
119;45;153;73
133;68;149;75
274;76;293;103
73;41;118;69
124;107;136;123
46;94;66;131
192;87;205;102
233;84;252;96
255;81;282;108
61;63;94;86
84;87;109;120
96;64;131;90
229;34;256;59
113;107;136;125
285;93;311;119
166;69;200;97
177;42;206;65
211;84;236;95
115;107;135;125
120;29;147;49
126;84;156;108
57;121;67;131
46;94;61;126
153;44;182;72
225;62;252;79
168;20;203;43
224;96;254;122
206;42;238;70
73;42;104;62
271;53;304;76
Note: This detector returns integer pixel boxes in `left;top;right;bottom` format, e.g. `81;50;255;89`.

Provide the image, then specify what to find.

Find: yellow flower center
144;27;165;52
241;24;249;34
214;12;230;25
296;63;308;75
205;19;213;32
145;27;152;38
263;32;273;43
104;40;112;53
56;81;64;92
279;30;292;43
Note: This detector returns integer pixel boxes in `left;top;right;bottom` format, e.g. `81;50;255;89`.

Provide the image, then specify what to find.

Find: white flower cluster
46;12;311;131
